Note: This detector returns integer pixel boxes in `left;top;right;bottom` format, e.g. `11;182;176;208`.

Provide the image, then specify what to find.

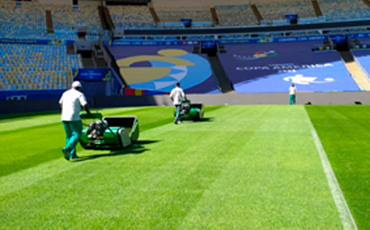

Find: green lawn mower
174;99;204;121
79;112;139;150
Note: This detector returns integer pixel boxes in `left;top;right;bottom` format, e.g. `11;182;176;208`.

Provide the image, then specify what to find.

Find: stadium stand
257;1;316;22
0;1;47;39
214;5;258;26
107;5;156;29
318;0;370;21
46;4;103;35
0;44;82;90
155;7;212;23
218;42;360;93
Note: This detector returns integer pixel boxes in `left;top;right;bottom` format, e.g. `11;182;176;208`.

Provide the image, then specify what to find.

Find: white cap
71;81;82;88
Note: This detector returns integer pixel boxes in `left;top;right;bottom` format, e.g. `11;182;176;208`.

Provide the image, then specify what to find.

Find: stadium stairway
103;7;115;30
312;0;323;17
362;0;370;7
339;51;370;90
251;4;263;24
46;10;54;33
98;6;107;30
149;7;160;26
210;8;219;25
208;55;235;93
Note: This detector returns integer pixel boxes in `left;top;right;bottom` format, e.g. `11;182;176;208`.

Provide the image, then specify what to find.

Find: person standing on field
169;82;185;125
59;81;91;161
289;83;297;105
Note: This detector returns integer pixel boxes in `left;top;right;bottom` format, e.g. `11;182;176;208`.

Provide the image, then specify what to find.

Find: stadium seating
108;6;156;29
47;4;103;34
0;2;47;39
257;1;316;22
318;0;370;21
0;44;82;90
155;7;212;23
215;5;258;26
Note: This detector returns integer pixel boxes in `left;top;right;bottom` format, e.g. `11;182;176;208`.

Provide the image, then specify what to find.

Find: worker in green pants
289;83;297;105
59;81;91;161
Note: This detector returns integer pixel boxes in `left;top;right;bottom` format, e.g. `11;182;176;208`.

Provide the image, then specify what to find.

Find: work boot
62;148;70;161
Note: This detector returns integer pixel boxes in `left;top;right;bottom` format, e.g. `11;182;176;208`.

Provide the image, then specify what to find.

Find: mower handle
80;112;103;120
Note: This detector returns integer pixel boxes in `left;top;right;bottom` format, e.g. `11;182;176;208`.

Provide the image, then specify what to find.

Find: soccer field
0;105;368;229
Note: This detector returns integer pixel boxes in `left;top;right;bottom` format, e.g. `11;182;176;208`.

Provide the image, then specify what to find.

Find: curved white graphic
284;74;335;85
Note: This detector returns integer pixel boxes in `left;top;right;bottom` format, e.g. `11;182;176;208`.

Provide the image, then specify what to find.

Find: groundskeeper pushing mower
169;82;185;124
59;81;91;161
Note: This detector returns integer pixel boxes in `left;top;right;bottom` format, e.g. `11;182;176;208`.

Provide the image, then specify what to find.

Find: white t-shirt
289;86;297;95
169;87;185;105
59;88;88;121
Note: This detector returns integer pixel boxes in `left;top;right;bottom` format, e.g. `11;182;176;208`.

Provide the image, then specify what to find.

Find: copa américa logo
234;50;277;61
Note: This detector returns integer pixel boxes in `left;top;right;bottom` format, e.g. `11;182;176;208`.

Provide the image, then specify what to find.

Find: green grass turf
306;105;370;230
0;105;345;229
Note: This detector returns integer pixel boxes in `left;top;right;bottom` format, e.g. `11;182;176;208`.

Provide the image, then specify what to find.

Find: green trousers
62;121;82;157
289;94;296;105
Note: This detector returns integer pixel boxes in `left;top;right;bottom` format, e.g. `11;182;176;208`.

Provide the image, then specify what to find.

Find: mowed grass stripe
0;106;157;133
1;105;344;229
306;105;370;230
178;106;343;229
0;106;183;177
0;106;230;229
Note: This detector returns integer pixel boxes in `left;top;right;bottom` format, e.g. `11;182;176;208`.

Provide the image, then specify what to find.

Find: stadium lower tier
218;42;360;93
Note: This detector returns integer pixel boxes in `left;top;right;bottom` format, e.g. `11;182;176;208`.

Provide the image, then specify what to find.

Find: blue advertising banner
106;40;200;46
201;40;216;49
107;32;370;47
329;34;347;44
0;38;74;45
72;68;112;82
218;42;360;93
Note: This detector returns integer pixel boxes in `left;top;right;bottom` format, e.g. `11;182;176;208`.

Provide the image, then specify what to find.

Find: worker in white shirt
169;82;185;124
289;83;297;105
59;81;91;161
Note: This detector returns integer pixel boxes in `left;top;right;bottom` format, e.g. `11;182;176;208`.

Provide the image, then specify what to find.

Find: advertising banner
218;42;360;93
0;38;74;45
72;68;112;82
108;45;220;94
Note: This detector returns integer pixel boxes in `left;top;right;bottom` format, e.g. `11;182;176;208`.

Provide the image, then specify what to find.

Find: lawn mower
174;99;204;121
79;112;139;150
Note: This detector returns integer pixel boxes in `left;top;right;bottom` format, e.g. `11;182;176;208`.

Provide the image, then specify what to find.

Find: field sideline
0;105;368;229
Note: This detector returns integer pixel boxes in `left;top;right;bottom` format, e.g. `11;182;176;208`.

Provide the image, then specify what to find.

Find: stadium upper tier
108;5;156;29
0;2;47;39
215;5;258;26
0;44;82;90
0;2;103;40
318;0;370;21
156;7;212;23
45;4;103;35
257;1;316;22
1;1;370;37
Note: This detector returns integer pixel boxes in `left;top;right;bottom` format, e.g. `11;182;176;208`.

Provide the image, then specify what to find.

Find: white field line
310;126;358;230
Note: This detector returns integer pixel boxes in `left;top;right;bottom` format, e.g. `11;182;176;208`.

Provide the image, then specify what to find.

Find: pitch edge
306;115;358;230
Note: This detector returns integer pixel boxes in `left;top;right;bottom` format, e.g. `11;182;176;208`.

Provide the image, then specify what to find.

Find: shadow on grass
182;117;215;123
73;140;160;162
